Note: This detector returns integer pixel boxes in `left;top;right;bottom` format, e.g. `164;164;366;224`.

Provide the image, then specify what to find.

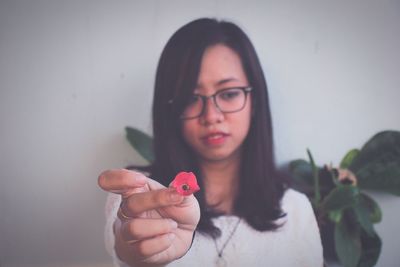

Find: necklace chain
213;218;242;258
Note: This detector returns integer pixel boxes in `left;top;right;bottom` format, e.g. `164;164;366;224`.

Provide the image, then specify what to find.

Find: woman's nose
200;97;224;124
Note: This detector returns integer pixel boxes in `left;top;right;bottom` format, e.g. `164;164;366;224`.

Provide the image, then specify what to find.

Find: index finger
122;187;184;217
98;169;147;196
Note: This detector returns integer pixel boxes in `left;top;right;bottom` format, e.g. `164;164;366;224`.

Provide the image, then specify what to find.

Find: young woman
98;18;323;267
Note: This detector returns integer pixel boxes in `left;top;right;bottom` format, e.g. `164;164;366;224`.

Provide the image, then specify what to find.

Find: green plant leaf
328;210;343;223
335;214;362;267
288;159;315;196
349;130;400;195
125;126;154;163
320;185;359;212
340;149;360;169
353;197;375;237
350;130;400;171
357;228;382;267
289;159;313;184
289;159;337;198
355;161;400;195
359;193;382;223
307;149;321;205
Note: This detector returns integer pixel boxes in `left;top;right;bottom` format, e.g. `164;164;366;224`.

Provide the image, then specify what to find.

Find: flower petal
171;171;200;196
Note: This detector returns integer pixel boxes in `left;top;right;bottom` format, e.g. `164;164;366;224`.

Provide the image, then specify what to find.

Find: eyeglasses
176;86;252;120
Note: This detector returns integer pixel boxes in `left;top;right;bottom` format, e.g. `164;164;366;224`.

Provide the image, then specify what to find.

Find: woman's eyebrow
215;78;238;86
195;78;239;90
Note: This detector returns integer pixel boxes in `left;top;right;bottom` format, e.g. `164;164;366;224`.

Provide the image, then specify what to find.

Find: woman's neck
200;154;241;214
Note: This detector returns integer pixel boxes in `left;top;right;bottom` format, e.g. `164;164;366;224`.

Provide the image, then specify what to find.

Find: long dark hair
136;18;287;237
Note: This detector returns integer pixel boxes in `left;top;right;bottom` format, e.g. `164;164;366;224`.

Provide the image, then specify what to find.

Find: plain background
1;0;399;266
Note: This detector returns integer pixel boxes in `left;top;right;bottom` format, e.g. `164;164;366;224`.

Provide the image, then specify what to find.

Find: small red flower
171;171;200;196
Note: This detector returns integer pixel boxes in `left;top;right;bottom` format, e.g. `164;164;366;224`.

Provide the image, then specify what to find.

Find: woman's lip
201;132;229;139
201;132;229;145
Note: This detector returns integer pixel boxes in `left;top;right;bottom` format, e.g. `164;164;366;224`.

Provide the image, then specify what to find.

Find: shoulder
281;188;312;210
280;188;316;226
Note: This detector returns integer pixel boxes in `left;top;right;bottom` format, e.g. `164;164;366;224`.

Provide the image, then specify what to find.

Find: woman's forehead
195;45;248;92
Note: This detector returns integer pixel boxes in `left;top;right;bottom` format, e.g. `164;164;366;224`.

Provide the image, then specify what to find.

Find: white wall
0;0;399;266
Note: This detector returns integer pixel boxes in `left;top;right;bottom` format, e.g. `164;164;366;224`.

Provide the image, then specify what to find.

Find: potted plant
289;130;400;267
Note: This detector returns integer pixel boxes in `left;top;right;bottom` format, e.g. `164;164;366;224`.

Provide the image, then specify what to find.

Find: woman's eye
219;89;240;100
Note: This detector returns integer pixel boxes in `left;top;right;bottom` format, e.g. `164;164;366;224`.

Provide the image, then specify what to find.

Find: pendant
215;256;227;267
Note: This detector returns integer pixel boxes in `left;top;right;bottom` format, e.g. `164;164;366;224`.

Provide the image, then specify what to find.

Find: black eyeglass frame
169;86;253;120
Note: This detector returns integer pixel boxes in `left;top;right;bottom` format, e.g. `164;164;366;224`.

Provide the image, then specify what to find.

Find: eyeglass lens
181;87;250;119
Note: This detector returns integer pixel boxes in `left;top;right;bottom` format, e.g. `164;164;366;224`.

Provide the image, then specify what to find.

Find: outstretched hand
98;169;200;266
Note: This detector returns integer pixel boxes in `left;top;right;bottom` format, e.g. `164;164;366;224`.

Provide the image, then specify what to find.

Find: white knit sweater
104;189;323;267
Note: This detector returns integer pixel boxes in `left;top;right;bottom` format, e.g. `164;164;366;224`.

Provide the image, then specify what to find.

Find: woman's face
182;44;252;164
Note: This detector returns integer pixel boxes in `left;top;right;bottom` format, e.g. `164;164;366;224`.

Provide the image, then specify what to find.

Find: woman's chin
197;149;241;164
